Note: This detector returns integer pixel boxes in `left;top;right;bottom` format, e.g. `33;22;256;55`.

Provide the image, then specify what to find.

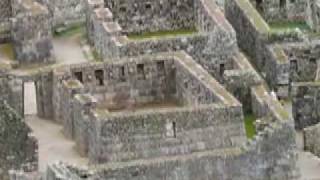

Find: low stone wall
304;123;320;157
292;82;320;130
0;100;38;180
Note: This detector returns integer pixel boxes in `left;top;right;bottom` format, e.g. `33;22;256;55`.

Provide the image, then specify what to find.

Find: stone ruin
3;0;320;179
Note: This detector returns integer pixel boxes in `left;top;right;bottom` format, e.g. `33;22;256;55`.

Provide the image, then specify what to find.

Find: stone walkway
25;116;89;172
284;102;320;180
53;33;88;65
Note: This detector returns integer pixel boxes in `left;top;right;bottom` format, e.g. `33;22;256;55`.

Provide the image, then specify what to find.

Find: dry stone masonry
3;0;320;179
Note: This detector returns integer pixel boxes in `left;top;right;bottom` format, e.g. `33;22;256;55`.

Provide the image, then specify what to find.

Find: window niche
95;69;104;86
137;64;146;80
74;71;83;83
166;121;177;138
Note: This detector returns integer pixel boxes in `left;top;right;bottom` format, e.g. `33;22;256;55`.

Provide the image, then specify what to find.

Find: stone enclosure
4;0;320;179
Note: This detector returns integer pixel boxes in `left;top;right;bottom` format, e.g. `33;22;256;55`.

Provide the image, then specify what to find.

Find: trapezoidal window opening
74;71;83;83
95;69;104;86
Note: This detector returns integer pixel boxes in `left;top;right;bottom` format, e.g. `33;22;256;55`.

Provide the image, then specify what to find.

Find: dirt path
25;116;88;172
53;34;88;65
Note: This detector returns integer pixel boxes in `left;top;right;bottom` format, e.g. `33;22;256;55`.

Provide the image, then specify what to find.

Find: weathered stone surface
304;123;320;157
292;82;320;130
0;100;38;180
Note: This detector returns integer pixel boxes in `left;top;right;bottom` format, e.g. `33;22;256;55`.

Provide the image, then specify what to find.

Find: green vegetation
127;28;197;40
53;23;85;37
269;21;310;33
244;113;256;139
0;43;14;60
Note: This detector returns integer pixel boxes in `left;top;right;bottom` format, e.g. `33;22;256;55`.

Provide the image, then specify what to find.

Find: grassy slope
127;28;197;40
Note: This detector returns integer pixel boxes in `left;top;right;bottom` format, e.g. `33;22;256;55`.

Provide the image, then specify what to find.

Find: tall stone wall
292;82;320;130
11;0;54;65
0;100;38;180
0;75;23;116
104;0;196;34
225;0;270;72
0;0;12;22
225;0;291;98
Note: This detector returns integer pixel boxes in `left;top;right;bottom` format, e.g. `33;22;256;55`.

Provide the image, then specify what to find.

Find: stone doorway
23;81;38;116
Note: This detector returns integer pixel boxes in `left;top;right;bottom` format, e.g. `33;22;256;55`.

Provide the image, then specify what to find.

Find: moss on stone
244;113;256;139
127;28;197;40
269;21;310;33
0;43;14;60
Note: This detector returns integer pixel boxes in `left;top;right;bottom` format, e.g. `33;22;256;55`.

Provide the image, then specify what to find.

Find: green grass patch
127;28;197;40
0;43;14;60
53;23;85;37
244;113;256;139
269;21;310;33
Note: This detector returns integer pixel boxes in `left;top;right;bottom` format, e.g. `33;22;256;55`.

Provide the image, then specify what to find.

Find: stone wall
282;42;320;83
307;0;320;32
304;123;320;157
225;0;291;98
11;0;54;65
104;0;196;34
292;82;320;130
0;75;23;116
0;0;12;21
59;52;246;164
40;0;86;28
0;0;12;42
0;100;38;180
225;0;270;72
86;0;238;80
45;91;297;180
250;0;306;22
